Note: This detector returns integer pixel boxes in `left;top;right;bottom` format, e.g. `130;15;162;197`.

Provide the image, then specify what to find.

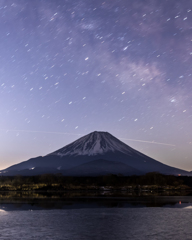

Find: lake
0;192;192;239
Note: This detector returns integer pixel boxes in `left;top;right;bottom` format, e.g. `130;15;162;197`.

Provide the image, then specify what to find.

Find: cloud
93;47;164;93
116;60;162;85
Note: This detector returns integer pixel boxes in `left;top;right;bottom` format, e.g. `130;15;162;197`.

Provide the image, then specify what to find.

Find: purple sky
0;0;192;171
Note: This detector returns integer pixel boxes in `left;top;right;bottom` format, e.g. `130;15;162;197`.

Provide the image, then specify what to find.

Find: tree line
0;172;191;191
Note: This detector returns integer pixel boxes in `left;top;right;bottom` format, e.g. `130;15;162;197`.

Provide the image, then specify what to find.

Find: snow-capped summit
48;131;133;157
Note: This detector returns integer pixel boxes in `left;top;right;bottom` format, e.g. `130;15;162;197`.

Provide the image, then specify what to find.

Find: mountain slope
62;159;143;176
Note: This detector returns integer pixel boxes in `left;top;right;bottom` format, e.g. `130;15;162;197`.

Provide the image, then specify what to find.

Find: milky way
0;0;192;170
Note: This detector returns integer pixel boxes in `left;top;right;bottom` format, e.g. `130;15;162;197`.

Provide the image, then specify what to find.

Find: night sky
0;0;192;171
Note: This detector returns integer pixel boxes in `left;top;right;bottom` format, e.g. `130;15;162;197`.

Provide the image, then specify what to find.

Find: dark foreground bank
0;172;192;191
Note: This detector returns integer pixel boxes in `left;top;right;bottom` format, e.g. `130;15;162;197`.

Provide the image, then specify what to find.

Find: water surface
0;192;192;239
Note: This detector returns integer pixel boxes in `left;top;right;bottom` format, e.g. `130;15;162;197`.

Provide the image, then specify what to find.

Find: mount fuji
0;131;190;176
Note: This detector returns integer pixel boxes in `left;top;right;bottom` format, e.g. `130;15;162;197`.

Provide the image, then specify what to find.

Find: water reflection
1;192;192;240
0;209;6;213
0;191;192;211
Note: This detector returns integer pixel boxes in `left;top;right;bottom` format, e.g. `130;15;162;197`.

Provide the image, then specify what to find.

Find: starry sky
0;0;192;171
